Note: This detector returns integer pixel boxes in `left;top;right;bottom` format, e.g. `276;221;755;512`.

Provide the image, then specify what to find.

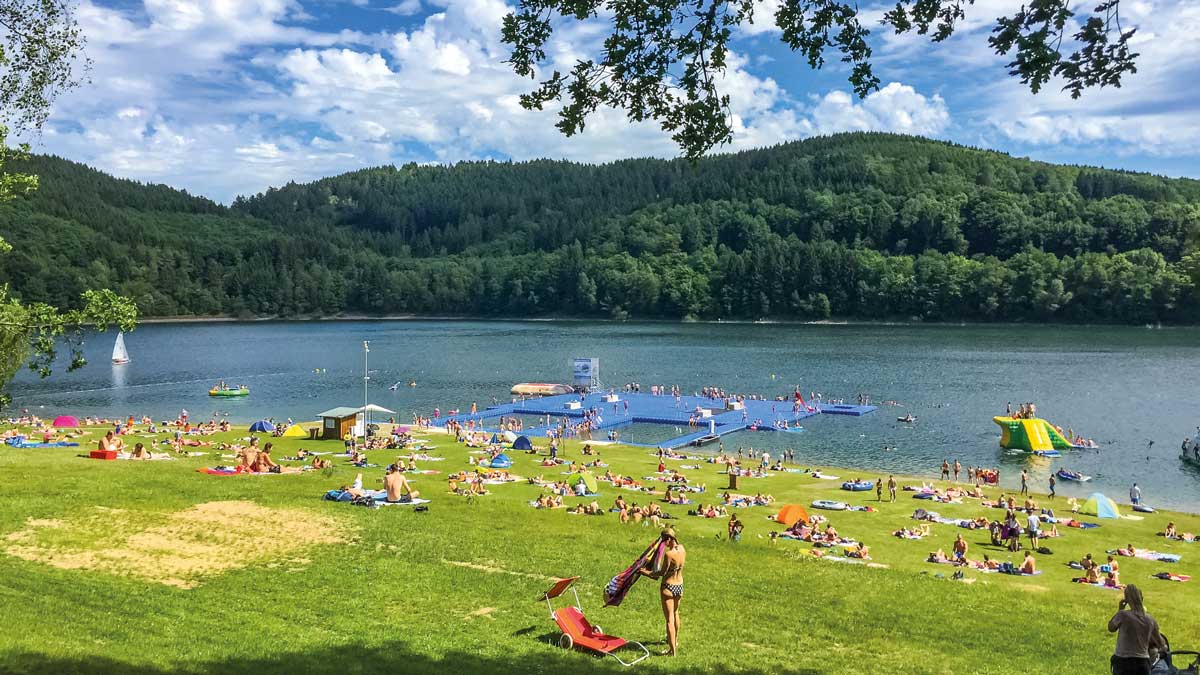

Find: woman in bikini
640;528;686;656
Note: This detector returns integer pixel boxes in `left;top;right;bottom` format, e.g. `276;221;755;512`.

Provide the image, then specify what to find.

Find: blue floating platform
438;391;875;450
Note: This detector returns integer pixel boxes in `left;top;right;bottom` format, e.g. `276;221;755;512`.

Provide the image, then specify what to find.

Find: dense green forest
1;132;1198;323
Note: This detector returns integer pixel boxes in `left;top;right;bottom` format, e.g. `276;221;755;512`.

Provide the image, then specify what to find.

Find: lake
9;320;1200;510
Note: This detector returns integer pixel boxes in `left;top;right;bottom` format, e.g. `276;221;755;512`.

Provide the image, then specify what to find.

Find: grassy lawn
1;423;1198;675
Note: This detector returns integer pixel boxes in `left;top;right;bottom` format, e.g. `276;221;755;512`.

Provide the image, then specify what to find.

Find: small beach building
318;407;361;440
318;404;398;440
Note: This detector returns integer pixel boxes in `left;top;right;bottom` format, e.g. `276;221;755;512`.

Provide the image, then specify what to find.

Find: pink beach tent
52;415;79;428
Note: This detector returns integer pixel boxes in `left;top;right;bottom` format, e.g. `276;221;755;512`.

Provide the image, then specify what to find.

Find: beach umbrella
52;415;79;428
773;504;810;526
1080;492;1121;519
249;420;275;433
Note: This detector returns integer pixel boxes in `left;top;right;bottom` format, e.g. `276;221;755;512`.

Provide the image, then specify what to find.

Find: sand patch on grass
5;501;349;588
464;607;497;621
442;559;557;581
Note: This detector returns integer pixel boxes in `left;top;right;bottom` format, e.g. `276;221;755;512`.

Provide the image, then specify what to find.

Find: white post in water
363;340;370;438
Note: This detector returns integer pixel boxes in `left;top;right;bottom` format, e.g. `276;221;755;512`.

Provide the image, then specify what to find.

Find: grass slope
1;425;1197;675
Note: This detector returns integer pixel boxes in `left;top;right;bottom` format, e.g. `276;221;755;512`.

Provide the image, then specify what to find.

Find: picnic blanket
6;439;80;448
1152;572;1190;582
1109;549;1181;563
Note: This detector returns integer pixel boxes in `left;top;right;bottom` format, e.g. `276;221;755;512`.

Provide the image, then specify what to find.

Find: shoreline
135;314;1191;329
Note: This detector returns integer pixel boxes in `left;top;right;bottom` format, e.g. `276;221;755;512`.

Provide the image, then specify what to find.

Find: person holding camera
1108;585;1166;675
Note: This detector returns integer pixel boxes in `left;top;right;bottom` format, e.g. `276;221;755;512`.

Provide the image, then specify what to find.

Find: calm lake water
9;320;1200;510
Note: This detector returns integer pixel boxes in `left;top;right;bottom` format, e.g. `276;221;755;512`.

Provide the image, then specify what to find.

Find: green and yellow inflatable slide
993;416;1073;451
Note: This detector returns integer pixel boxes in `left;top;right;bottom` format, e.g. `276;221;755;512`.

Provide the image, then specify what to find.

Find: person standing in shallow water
639;528;685;656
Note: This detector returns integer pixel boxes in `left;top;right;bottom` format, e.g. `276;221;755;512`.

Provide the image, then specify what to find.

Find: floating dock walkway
441;392;875;450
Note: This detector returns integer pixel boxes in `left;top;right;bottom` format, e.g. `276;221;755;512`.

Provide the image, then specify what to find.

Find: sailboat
111;332;130;365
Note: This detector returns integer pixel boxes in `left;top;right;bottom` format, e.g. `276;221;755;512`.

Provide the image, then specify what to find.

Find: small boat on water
898;414;916;423
1032;450;1062;458
111;332;130;365
209;385;250;397
1055;468;1091;482
690;434;719;447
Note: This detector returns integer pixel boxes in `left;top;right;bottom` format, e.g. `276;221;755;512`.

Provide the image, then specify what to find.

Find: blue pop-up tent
489;453;513;469
513;436;533;451
1081;492;1121;519
490;433;500;444
249;420;275;433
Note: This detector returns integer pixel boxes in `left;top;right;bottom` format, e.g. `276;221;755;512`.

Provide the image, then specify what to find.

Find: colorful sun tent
568;472;599;494
52;415;79;428
773;504;810;526
281;424;309;438
248;420;275;433
1080;492;1121;519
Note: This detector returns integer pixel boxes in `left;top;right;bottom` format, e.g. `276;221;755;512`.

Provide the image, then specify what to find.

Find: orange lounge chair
541;577;649;666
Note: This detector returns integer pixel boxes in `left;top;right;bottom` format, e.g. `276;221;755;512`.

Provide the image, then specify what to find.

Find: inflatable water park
993;415;1075;453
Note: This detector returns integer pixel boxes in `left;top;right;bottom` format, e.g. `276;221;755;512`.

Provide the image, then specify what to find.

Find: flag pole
363;340;370;439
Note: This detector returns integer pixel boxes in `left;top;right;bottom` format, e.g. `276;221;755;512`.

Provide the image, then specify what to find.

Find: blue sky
27;0;1200;203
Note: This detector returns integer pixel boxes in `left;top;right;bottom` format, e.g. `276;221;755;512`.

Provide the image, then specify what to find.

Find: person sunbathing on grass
1105;570;1124;589
238;444;259;472
664;491;690;505
571;500;602;515
311;456;330;470
953;534;969;562
1021;551;1037;575
384;465;419;503
928;549;950;563
254;444;300;473
846;543;870;559
130;442;150;460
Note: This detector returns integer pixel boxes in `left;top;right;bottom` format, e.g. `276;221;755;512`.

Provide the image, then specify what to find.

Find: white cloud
384;0;422;16
805;83;950;136
27;0;1194;202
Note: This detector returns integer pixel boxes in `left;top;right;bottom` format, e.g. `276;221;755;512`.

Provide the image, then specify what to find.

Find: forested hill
2;132;1199;323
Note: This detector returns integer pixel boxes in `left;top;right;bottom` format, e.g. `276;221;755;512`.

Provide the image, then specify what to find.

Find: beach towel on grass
375;498;431;507
604;537;667;607
1108;549;1181;563
1152;573;1190;582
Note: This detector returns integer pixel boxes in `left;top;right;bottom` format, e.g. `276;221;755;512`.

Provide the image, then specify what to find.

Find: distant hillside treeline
2;133;1198;323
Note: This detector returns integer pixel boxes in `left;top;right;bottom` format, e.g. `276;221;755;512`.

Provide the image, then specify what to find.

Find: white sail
112;332;130;364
